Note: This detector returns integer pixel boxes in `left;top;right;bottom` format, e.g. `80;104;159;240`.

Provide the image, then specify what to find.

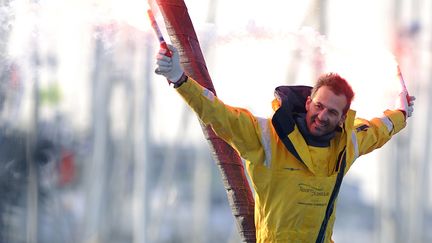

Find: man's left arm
354;91;415;156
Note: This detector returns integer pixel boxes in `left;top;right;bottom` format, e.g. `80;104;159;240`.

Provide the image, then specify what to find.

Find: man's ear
305;96;312;111
339;114;347;126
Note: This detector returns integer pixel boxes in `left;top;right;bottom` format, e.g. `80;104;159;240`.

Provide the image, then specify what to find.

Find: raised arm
155;45;266;164
354;91;415;156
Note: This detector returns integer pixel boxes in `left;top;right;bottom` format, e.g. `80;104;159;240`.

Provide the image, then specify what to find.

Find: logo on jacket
284;167;301;171
298;183;329;197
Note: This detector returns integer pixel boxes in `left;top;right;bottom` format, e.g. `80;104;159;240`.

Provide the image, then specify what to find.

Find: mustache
311;115;329;126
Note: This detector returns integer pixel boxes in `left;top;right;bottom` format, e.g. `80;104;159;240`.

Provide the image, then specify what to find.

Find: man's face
305;86;347;136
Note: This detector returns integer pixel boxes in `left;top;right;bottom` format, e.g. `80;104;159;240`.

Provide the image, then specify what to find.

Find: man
154;45;415;242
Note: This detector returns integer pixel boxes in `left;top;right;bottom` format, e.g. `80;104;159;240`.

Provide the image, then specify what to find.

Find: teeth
315;120;326;127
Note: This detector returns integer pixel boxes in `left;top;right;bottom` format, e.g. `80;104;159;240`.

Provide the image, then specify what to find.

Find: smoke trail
204;24;401;118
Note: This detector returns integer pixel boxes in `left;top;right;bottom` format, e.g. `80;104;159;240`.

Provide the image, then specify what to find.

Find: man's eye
330;111;338;116
315;103;323;109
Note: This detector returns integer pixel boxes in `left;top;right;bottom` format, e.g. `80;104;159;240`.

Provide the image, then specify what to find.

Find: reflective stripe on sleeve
351;131;359;160
380;116;394;133
257;117;272;167
202;88;215;102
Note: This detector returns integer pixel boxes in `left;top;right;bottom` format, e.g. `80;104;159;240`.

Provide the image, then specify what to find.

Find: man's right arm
155;45;266;164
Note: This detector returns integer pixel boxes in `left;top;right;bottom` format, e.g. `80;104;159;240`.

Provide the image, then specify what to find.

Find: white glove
155;44;184;83
395;91;416;118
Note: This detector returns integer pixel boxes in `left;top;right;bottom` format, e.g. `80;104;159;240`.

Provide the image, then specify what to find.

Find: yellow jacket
176;77;406;243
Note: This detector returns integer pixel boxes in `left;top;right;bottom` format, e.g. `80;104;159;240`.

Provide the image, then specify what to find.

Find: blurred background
0;0;431;242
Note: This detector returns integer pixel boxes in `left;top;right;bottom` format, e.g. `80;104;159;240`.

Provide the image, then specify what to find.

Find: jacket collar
271;85;356;174
294;114;338;147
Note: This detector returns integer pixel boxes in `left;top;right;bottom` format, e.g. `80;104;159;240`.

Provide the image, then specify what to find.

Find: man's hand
396;91;416;118
155;44;184;83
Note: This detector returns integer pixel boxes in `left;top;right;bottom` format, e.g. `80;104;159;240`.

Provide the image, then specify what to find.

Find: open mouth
313;118;328;129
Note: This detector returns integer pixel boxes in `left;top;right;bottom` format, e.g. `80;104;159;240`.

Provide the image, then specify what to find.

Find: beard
308;115;335;136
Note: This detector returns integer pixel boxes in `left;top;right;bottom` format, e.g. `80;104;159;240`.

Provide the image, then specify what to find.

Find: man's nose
317;109;329;121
